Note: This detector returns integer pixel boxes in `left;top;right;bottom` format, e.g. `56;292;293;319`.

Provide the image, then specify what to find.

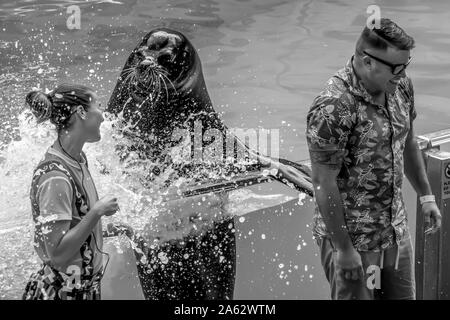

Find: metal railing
417;129;450;151
415;129;450;300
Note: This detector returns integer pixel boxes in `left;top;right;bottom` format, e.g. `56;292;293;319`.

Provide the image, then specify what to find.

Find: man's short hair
356;18;415;53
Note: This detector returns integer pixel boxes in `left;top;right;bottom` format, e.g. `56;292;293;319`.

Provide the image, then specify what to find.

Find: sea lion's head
121;28;201;103
107;27;218;160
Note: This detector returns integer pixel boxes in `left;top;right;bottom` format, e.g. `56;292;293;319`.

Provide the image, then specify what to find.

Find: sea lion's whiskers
122;66;136;72
124;73;134;85
158;67;169;76
148;67;170;102
123;70;136;86
137;68;158;103
144;67;155;86
120;71;134;80
153;70;162;102
153;65;164;74
159;72;176;92
121;67;135;76
121;68;136;83
154;66;176;95
148;68;155;84
145;69;154;93
158;73;170;104
149;70;158;101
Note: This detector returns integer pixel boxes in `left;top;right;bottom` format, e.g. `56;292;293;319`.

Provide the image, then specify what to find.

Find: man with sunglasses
306;18;441;300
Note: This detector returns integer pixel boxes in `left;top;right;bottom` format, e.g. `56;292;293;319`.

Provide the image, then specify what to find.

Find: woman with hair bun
22;83;124;300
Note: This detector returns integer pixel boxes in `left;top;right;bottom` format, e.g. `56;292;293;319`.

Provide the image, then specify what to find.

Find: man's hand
335;247;364;281
423;202;442;235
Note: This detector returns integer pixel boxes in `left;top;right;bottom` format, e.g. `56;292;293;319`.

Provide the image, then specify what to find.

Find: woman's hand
105;222;134;238
91;195;120;217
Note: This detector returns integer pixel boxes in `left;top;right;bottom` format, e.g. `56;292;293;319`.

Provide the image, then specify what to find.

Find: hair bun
25;91;53;123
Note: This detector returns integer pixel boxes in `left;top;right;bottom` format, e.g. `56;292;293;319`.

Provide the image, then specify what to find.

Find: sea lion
106;27;313;300
107;28;239;300
107;28;225;165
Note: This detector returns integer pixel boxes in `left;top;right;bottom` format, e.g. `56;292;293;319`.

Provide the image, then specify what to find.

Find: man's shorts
317;230;415;300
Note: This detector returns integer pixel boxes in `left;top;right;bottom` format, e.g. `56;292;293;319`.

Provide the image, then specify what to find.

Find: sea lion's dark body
138;220;235;300
107;28;236;299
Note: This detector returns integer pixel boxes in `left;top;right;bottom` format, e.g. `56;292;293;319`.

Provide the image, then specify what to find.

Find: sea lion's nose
141;59;155;66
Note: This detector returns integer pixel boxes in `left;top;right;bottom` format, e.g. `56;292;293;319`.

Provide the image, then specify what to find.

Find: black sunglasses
363;50;412;75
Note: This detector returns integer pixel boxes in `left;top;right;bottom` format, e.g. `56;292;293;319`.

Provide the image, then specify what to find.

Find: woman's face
83;93;104;143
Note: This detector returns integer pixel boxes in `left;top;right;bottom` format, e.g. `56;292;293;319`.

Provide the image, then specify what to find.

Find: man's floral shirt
306;58;416;251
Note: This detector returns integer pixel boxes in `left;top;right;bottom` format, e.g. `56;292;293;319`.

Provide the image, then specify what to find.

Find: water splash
0;108;297;298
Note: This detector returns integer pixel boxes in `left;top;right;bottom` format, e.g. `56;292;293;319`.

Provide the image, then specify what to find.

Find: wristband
419;195;435;206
